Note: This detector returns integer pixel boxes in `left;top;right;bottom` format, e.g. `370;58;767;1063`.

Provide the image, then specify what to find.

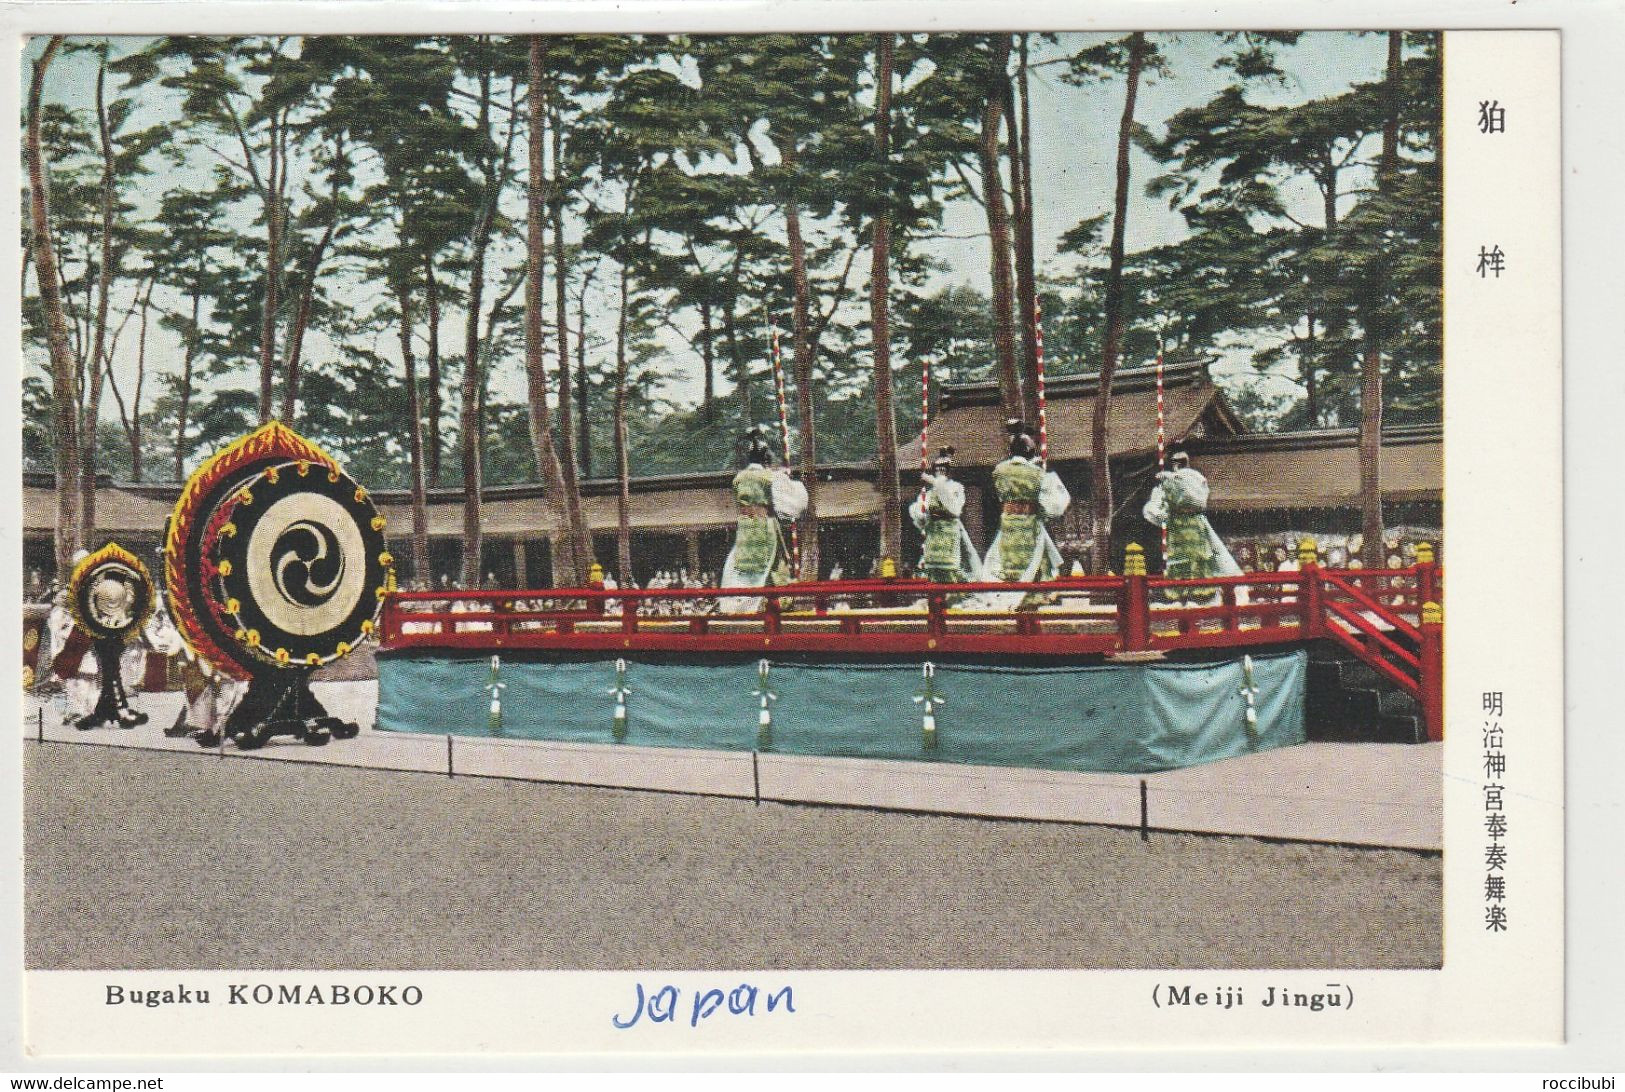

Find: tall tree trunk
1359;30;1403;569
1088;31;1145;573
727;247;752;433
576;267;592;481
459;78;495;589
279;220;335;426
1321;157;1339;234
978;35;1021;422
1008;35;1041;426
424;253;443;485
461;265;485;589
548;80;592;581
394;274;431;586
82;56;118;544
870;32;902;566
613;264;633;585
280;137;343;424
128;280;152;481
1304;306;1319;427
524;38;580;586
175;284;200;483
28;37;81;575
258;112;283;424
699;300;716;408
783;145;820;579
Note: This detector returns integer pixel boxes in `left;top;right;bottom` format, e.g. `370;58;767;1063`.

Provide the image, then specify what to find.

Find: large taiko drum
69;542;155;643
58;542;156;729
165;422;393;747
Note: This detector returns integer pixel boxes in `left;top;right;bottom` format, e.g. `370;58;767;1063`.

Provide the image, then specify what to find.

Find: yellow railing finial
1297;536;1319;568
1123;542;1146;577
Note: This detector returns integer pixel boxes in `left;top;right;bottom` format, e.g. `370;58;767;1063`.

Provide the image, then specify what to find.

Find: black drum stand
193;668;360;750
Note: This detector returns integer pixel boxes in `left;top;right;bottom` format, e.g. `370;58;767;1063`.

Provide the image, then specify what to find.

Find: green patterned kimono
1158;471;1213;580
920;496;965;582
728;466;790;585
990;457;1055;581
1143;465;1239;603
909;477;980;584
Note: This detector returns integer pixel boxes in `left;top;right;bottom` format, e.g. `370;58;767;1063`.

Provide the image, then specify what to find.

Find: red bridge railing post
764;595;782;634
379;593;398;643
588;561;607;616
1419;599;1444;742
1414;541;1438;609
1298;536;1322;639
1121;543;1150;651
928;591;947;637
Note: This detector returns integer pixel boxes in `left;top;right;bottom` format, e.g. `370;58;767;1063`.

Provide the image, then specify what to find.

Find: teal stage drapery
375;651;1306;774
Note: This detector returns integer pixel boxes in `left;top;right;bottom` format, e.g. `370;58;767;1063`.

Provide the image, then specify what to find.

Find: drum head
165;423;393;676
215;461;388;668
68;543;154;643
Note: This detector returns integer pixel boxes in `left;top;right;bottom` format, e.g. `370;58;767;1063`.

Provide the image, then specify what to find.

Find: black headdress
741;425;776;467
932;445;956;471
1006;419;1037;459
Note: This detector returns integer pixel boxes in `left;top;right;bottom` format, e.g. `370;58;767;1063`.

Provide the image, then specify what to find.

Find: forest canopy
22;31;1440;579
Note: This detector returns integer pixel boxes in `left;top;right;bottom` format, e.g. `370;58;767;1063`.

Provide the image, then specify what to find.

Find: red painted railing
379;559;1444;741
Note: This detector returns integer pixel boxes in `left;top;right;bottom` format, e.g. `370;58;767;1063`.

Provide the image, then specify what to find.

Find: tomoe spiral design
273;520;346;608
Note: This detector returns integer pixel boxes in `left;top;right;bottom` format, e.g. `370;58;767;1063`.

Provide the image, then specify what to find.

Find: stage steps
1306;642;1425;743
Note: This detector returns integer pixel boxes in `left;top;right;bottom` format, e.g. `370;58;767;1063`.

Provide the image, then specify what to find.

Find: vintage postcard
2;0;1580;1067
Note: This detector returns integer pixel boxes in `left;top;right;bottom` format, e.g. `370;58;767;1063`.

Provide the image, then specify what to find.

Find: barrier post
1122;543;1149;651
1298;536;1321;639
1420;600;1444;742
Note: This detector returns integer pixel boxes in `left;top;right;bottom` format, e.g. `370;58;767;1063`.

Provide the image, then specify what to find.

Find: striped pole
1156;350;1168;557
1033;301;1049;467
918;355;932;505
770;328;800;574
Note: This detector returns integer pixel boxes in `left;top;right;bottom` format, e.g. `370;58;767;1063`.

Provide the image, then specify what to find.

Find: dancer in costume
1141;446;1240;601
142;592;243;739
908;446;982;584
47;573;98;725
720;427;809;613
979;421;1070;608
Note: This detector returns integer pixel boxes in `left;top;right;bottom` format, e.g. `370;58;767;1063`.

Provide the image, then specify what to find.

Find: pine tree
25;36;81;575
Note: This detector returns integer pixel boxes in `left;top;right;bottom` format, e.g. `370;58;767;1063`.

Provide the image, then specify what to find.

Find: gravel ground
25;743;1440;970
